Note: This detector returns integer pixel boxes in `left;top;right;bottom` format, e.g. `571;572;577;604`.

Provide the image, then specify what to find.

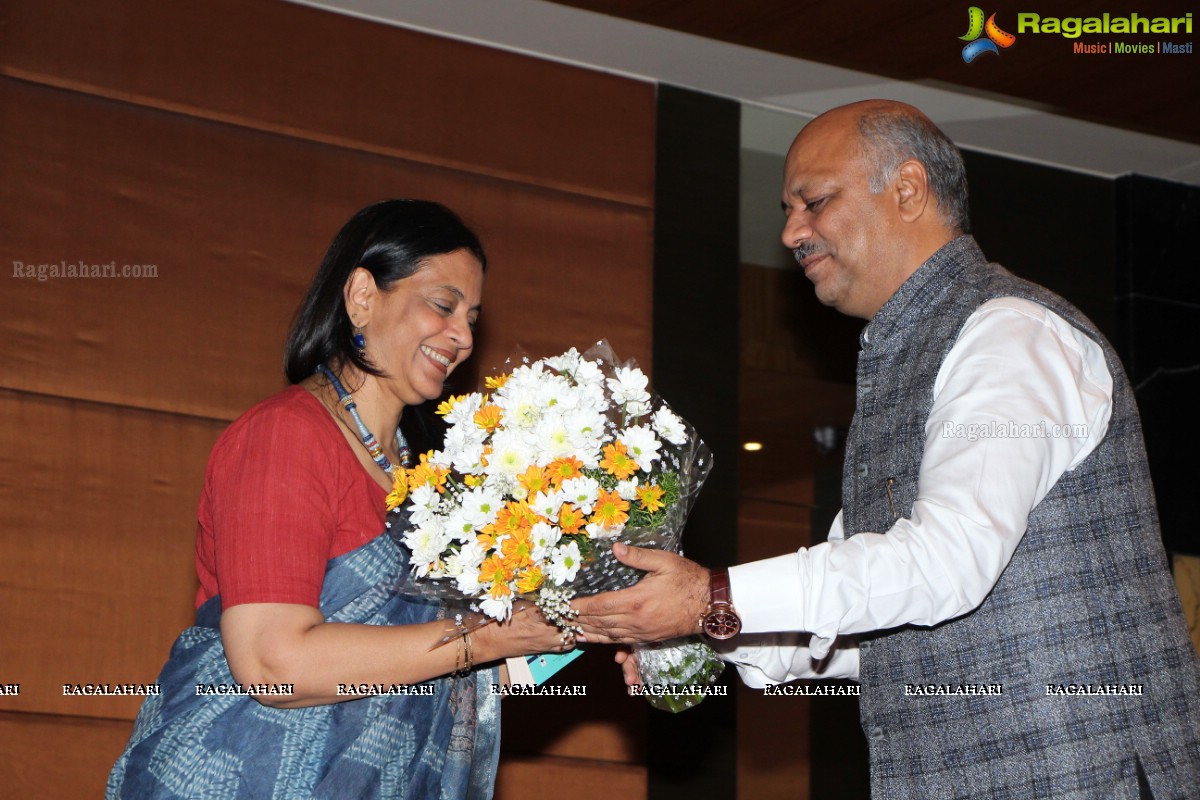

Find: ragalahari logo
960;7;1017;62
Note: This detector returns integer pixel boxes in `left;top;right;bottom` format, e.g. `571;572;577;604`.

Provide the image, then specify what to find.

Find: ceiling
290;0;1200;182
547;0;1200;144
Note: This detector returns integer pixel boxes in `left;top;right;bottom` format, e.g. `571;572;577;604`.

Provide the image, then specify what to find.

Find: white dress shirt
717;297;1114;687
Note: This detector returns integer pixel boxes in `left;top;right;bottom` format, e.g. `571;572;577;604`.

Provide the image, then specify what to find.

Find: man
574;100;1200;799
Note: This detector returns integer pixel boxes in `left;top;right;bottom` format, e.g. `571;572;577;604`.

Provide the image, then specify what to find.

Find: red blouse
194;385;388;609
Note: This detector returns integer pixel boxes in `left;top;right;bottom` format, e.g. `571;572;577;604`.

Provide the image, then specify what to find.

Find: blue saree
107;520;500;799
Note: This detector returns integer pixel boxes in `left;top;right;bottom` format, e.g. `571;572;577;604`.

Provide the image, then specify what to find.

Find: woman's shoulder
213;384;337;458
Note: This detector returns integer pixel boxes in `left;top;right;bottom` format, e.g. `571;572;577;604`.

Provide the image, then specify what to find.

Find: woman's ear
343;267;378;327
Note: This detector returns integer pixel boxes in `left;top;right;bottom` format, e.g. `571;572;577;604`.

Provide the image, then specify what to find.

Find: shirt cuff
729;553;807;634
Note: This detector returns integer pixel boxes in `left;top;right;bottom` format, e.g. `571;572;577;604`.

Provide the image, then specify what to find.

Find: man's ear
343;267;379;327
895;160;932;223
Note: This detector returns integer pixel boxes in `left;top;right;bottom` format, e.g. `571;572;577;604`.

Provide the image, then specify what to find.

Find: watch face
703;608;741;640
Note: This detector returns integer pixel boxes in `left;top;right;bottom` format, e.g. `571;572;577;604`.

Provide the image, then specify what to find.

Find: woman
108;200;569;799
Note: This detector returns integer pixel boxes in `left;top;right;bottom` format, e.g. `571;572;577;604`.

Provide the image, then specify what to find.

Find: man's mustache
792;242;825;264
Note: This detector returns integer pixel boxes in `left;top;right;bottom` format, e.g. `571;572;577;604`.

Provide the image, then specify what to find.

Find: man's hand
614;647;641;690
572;543;711;643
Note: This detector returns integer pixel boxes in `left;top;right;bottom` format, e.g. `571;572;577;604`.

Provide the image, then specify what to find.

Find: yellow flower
636;483;666;513
435;394;469;417
485;373;509;390
599;441;639;480
515;565;543;594
590;489;630;528
558;503;585;534
501;527;535;571
474;403;502;433
384;467;409;511
517;465;550;497
546;456;584;487
463;473;485;487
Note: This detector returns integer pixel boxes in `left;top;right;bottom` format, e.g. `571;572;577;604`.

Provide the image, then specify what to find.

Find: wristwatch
699;570;742;640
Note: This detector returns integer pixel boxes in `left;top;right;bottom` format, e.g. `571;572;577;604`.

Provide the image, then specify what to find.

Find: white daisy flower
443;508;480;544
607;366;651;414
529;489;563;521
560;475;600;515
616;476;640;501
443;393;483;427
407;484;442;526
542;347;581;374
480;592;513;621
485;428;535;479
530;520;561;561
459;486;503;528
586;520;625;539
404;518;451;577
572;358;605;388
619;425;662;469
548;541;583;585
651;405;688;446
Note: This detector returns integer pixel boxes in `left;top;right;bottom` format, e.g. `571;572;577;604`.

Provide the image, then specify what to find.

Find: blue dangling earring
352;327;366;352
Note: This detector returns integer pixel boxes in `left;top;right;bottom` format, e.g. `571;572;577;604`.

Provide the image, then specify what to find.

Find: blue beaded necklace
317;364;412;474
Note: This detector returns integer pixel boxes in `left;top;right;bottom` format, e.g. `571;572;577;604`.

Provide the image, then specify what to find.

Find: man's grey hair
857;109;971;233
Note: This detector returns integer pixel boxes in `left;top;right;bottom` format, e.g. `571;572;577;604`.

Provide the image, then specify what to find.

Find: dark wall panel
650;84;740;800
1117;175;1200;555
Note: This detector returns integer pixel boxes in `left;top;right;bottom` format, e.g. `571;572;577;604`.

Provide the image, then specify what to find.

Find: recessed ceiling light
743;442;763;451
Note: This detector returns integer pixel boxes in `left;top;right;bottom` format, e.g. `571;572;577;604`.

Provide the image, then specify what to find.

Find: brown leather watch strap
710;570;732;605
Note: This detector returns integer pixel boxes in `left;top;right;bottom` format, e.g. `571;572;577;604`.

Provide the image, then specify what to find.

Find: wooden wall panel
1;77;654;420
0;1;656;797
0;389;220;719
0;0;655;207
0;712;134;798
496;756;647;798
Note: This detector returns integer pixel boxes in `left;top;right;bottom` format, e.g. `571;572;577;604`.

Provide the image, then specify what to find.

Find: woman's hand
472;601;575;660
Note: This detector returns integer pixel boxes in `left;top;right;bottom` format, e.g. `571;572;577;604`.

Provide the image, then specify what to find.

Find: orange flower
474;403;502;433
489;581;513;599
517;465;551;497
501;528;535;571
546;456;584;487
407;453;449;494
476;525;499;549
636;483;666;513
494;501;535;536
599;441;638;480
558;503;585;534
478;554;512;585
590;489;630;528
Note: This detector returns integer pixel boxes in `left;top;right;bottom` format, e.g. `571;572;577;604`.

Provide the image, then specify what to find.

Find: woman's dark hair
284;199;486;452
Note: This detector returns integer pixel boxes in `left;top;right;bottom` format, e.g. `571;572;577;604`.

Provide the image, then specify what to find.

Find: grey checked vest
845;236;1200;800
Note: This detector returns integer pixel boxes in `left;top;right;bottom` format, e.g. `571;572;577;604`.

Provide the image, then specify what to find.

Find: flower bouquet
388;341;723;710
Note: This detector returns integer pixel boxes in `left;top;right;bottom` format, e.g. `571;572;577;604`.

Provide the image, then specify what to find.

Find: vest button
869;726;884;740
856;463;869;478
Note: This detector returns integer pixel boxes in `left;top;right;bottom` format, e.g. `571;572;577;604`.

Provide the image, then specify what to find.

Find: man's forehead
782;138;859;194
